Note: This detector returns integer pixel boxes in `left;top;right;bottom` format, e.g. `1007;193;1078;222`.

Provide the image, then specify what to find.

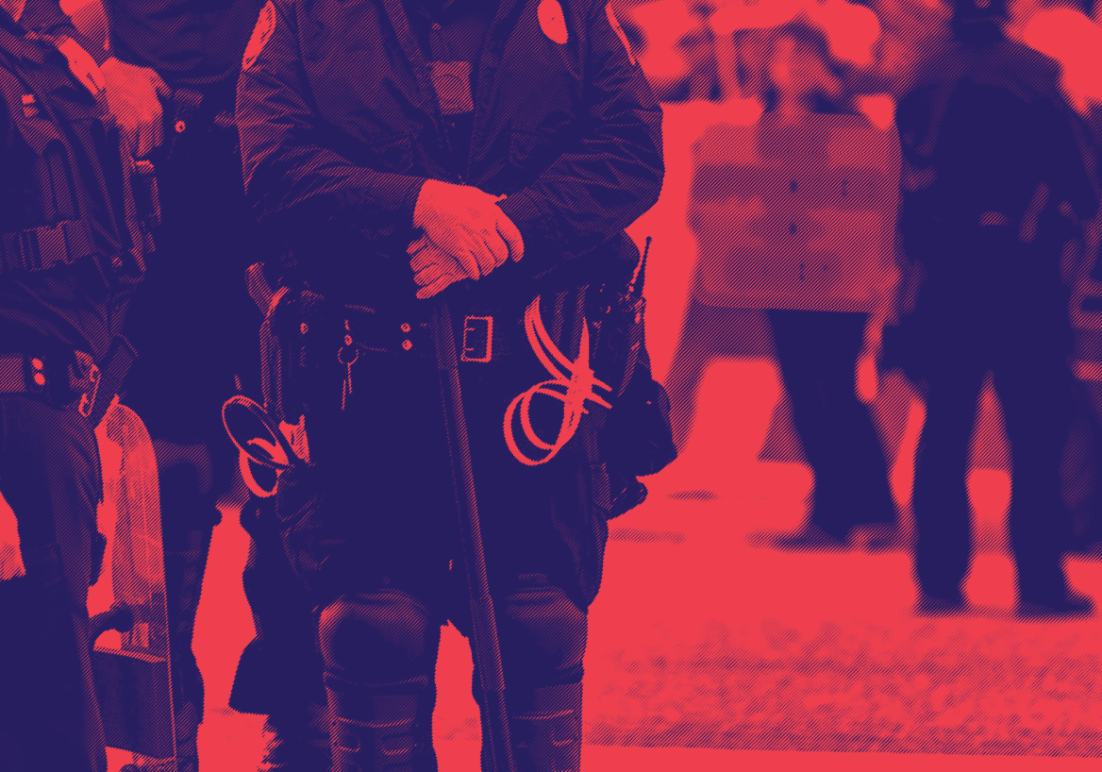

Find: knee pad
319;591;439;772
318;589;438;688
497;575;586;688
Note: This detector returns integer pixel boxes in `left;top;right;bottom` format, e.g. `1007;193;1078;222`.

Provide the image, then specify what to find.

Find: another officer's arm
496;2;664;269
94;1;169;159
18;0;167;158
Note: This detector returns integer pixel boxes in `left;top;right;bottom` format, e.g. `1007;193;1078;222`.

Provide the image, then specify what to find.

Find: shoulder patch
243;1;277;71
538;0;569;45
605;3;636;66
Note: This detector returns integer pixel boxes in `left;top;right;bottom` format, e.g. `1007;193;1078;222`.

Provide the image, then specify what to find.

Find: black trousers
912;319;1075;603
0;396;106;772
767;310;896;538
665;300;894;537
903;257;1075;603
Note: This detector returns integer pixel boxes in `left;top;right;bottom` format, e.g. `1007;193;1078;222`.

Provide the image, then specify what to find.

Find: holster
80;336;138;427
265;288;433;423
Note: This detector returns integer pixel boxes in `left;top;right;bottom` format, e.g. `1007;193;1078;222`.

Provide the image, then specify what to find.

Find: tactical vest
0;23;144;294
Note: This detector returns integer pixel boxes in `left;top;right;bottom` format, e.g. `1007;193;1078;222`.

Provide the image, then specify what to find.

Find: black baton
429;300;517;772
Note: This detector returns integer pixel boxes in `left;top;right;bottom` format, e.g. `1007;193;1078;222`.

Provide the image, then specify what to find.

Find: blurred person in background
1006;0;1102;113
642;1;726;102
868;0;954;94
666;19;901;550
1002;0;1102;556
756;22;900;550
890;0;1099;616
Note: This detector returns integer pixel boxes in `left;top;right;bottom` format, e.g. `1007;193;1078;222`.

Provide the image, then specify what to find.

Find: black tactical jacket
895;33;1098;269
0;8;139;363
236;0;663;313
236;0;664;607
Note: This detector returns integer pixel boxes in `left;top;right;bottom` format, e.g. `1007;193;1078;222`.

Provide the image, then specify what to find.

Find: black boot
506;684;583;772
325;679;437;772
260;701;332;772
163;519;218;772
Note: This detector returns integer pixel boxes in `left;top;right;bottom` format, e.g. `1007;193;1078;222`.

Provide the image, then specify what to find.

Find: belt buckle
461;316;493;363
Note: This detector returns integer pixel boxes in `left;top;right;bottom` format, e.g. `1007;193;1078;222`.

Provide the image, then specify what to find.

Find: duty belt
345;306;524;364
0;351;94;410
0;220;98;275
0;337;135;424
0;354;53;398
330;303;435;360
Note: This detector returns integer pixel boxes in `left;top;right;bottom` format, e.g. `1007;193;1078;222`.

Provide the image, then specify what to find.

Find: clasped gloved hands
409;179;524;299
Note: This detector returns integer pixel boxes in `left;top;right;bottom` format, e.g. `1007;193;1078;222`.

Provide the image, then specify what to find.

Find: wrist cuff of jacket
498;189;552;249
345;170;424;232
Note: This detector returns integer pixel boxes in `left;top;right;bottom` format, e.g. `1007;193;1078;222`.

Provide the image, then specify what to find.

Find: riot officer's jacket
0;8;141;364
236;0;663;313
236;0;665;609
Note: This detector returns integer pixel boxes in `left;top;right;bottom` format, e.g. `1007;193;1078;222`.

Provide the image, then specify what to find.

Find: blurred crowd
617;0;1102;114
624;0;1102;618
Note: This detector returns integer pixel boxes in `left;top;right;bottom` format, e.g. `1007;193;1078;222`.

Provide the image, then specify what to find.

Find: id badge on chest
428;61;473;115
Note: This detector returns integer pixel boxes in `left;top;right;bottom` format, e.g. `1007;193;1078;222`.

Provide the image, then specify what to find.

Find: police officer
35;2;271;768
235;0;663;769
893;0;1099;615
0;0;145;768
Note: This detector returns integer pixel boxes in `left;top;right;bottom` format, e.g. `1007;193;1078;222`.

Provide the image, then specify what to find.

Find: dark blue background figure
891;0;1099;616
0;1;145;768
235;0;664;770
